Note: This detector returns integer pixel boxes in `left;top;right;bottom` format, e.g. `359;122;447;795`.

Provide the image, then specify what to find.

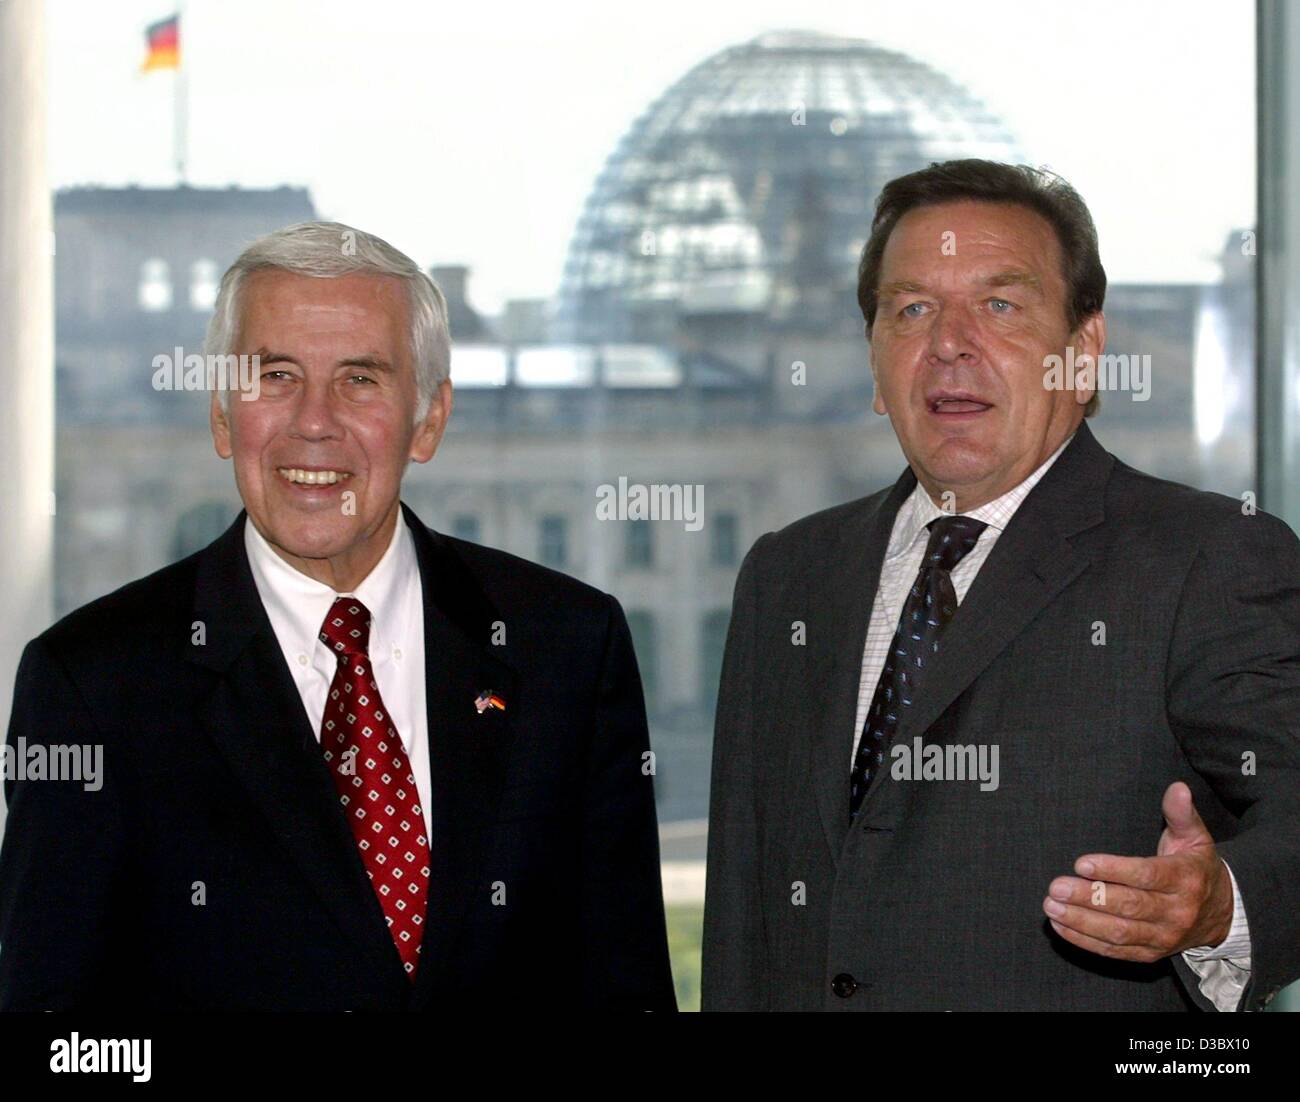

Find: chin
262;517;357;562
919;438;993;479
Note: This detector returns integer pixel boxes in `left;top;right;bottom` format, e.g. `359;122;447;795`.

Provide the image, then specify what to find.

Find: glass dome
555;30;1026;344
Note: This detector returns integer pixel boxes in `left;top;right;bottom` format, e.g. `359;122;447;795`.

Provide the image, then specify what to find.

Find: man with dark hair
702;159;1300;1011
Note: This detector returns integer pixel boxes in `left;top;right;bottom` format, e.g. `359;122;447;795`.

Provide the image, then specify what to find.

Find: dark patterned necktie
849;514;989;819
318;597;431;980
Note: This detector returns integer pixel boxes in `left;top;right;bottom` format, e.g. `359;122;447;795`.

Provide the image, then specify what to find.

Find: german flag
141;14;180;72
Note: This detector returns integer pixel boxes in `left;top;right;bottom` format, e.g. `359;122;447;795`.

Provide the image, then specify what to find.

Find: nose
926;304;980;365
287;377;345;441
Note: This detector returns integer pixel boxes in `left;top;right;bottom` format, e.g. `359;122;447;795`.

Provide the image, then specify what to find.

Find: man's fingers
1047;876;1160;921
1161;780;1211;845
1046;917;1167;964
1074;852;1178;892
1042;899;1171;960
1051;826;1225;964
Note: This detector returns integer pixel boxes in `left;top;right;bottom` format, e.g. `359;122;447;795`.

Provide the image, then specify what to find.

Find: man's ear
868;337;888;416
211;394;233;459
1071;311;1106;409
410;379;453;464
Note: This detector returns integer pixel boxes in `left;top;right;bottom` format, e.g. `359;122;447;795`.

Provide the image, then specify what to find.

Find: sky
48;0;1256;313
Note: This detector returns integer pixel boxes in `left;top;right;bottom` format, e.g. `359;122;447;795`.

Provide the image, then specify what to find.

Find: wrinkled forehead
236;269;412;354
880;200;1065;289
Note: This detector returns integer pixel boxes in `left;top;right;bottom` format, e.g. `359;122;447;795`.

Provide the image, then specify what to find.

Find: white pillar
0;0;54;807
1258;0;1300;1014
1259;0;1300;529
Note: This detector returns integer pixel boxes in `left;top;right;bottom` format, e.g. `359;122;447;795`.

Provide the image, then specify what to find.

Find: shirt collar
886;430;1077;562
243;508;418;658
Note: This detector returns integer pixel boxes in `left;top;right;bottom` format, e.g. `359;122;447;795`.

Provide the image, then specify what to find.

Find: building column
1258;0;1300;528
1258;0;1300;1014
0;0;54;793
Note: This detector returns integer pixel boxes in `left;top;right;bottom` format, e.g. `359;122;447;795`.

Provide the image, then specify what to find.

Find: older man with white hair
0;221;676;1011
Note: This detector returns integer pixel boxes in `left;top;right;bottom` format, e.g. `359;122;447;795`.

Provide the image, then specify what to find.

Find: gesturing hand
1042;782;1234;962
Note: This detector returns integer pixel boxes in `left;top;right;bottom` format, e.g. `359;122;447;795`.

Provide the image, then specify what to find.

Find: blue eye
901;302;926;318
989;298;1015;313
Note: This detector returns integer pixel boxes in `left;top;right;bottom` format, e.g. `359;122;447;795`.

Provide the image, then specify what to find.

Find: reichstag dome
556;30;1027;345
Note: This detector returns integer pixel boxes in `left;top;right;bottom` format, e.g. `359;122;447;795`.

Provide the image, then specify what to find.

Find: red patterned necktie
318;596;430;980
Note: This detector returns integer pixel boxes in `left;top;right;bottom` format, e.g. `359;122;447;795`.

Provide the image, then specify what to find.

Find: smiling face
210;268;452;591
868;199;1104;511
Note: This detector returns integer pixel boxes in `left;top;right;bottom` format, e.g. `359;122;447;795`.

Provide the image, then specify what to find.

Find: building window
138;258;172;311
539;514;567;569
625;610;658;713
624;518;653;568
711;511;739;566
451;514;480;542
190;258;219;310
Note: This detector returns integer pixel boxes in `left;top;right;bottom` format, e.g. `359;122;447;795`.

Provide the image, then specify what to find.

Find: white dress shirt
243;511;433;842
851;431;1252;1011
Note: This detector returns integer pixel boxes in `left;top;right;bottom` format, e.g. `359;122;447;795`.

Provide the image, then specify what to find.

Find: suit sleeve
701;534;769;1010
578;594;677;1010
1164;507;1300;1011
0;636;127;1010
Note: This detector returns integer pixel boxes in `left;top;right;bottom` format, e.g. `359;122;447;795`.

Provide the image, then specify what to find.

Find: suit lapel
853;422;1115;822
401;504;519;1008
186;512;408;992
808;467;917;863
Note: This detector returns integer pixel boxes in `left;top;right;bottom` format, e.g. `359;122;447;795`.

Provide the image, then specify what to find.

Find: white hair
204;220;450;421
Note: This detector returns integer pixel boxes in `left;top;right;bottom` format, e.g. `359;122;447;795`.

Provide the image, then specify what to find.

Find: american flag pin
474;691;506;714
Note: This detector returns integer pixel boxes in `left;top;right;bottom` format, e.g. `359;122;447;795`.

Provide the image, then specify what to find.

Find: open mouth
276;467;354;487
928;396;992;417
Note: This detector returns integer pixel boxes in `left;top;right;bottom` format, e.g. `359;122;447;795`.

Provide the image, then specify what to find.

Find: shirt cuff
1182;859;1251;961
1180;859;1251;1012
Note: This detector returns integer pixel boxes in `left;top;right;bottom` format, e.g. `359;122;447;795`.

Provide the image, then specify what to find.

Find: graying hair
204;220;450;420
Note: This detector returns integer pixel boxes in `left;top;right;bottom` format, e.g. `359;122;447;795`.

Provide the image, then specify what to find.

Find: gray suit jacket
702;421;1300;1011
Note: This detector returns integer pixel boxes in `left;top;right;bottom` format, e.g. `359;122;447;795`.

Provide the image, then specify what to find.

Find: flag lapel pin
475;690;506;714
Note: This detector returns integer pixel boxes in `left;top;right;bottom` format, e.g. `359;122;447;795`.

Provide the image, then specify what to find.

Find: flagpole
174;2;187;184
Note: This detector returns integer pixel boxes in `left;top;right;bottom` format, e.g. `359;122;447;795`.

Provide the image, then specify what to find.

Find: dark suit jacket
702;421;1300;1011
0;502;676;1010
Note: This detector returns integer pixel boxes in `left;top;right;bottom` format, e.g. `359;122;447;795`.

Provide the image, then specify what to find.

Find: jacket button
831;973;858;998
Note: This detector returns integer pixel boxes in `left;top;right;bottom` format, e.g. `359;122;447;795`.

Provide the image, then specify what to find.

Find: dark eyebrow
880;280;927;298
879;270;1045;299
980;268;1043;295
